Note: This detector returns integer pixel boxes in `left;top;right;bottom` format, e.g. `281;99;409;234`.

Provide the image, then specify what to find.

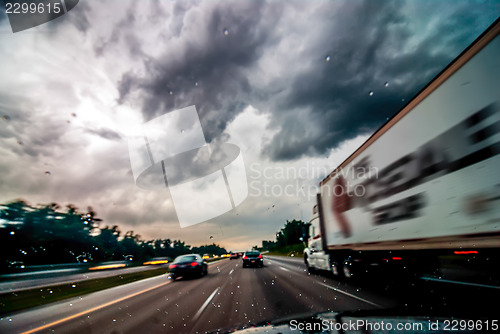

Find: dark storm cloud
66;0;91;33
115;0;500;161
116;0;277;139
263;1;499;160
85;127;122;141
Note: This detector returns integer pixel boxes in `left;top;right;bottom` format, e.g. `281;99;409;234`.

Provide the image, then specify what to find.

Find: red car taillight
258;254;263;259
243;255;247;259
190;262;198;266
169;264;177;269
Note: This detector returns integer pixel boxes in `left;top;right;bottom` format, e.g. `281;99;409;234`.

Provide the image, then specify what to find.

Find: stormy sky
0;0;499;250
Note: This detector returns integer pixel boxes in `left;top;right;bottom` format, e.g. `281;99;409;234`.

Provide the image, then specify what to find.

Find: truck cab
304;205;338;274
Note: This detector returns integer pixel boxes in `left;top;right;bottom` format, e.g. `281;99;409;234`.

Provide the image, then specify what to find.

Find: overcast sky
0;0;499;251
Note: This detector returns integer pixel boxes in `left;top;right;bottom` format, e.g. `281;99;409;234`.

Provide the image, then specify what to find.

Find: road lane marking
229;269;234;275
193;287;219;321
318;282;382;308
420;276;500;289
280;267;290;272
20;278;172;334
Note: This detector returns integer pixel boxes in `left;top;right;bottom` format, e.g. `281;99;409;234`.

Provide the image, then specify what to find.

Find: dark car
230;252;240;260
242;251;264;268
169;254;207;280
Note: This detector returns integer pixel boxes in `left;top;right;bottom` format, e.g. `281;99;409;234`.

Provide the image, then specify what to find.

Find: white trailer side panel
320;34;500;250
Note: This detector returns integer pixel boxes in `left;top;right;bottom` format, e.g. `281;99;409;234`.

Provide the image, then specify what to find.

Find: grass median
0;266;171;316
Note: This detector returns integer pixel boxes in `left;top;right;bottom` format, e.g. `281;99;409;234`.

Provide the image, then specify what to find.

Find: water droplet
210;236;213;239
384;82;389;87
9;231;15;235
325;55;331;62
112;319;116;322
72;285;76;288
169;91;173;95
17;140;23;145
223;28;229;36
71;113;77;117
369;91;374;96
2;115;11;122
45;171;51;176
194;82;199;87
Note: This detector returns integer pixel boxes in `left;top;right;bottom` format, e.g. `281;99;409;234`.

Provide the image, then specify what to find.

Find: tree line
261;219;310;250
0;199;227;271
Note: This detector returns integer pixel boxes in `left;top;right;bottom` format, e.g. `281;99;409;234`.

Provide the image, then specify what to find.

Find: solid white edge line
420;276;500;290
318;282;382;308
193;287;219;321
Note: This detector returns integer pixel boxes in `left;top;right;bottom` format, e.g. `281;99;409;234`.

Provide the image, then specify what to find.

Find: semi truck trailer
304;20;500;283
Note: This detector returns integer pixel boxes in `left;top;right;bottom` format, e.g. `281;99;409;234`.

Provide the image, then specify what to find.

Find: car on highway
169;254;208;280
242;251;264;268
230;252;240;260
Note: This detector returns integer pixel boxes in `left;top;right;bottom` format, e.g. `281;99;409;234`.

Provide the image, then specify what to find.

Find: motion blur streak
89;264;127;270
143;260;170;265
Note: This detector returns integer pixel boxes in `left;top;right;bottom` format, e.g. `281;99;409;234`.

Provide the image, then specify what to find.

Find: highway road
2;255;498;333
0;256;395;334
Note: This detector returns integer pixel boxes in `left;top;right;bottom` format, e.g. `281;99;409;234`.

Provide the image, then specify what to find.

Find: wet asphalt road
4;255;498;333
1;256;395;333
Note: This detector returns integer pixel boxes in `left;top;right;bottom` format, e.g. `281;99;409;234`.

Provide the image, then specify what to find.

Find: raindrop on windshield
169;91;173;95
9;231;15;235
194;82;199;86
369;91;374;96
1;115;11;122
210;235;213;239
71;113;77;117
223;28;229;36
384;82;389;87
45;171;51;176
17;140;23;145
325;55;331;62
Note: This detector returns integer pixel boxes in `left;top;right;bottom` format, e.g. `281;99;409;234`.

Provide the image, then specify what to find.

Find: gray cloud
1;0;499;250
116;0;277;139
114;0;500;161
85;127;122;141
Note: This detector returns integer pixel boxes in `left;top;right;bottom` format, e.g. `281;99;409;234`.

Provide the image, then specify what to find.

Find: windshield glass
0;1;499;333
245;252;260;256
174;255;198;263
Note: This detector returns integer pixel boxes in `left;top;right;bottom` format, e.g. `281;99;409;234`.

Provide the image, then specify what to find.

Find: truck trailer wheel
330;260;341;277
342;260;354;279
